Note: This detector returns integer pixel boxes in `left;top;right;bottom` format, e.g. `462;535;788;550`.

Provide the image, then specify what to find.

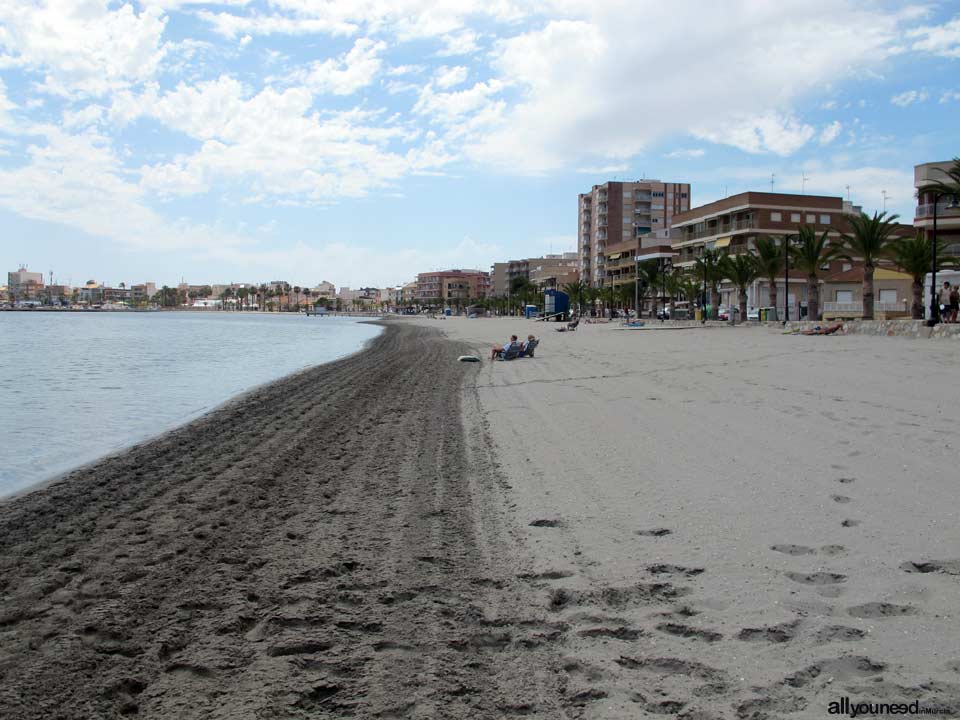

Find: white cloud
819;120;842;145
664;148;705;159
890;89;929;106
692;112;815;156
299;38;386;95
0;78;16;130
433;65;469;89
0;0;168;98
414;79;505;123
0;126;247;250
464;1;909;171
940;90;960;103
907;15;960;58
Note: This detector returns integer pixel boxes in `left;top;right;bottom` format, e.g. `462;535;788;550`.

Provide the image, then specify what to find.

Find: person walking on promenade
949;283;959;323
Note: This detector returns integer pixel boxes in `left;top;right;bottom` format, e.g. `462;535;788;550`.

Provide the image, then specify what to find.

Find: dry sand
2;317;959;719
410;315;960;719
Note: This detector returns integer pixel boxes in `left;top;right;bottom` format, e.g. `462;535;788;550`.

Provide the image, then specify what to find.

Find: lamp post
634;256;640;320
701;254;707;324
782;233;798;324
660;256;671;322
927;190;960;327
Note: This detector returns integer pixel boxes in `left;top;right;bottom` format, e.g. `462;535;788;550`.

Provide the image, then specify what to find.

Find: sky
1;0;959;289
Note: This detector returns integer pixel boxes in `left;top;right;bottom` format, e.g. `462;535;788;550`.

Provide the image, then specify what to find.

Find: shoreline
0;319;385;503
0;321;569;719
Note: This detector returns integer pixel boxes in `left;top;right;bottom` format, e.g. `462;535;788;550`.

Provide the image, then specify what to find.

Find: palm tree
788;225;842;321
753;236;784;314
636;260;661;318
720;253;759;321
695;248;724;319
563;280;587;317
841;211;903;320
617;282;636;316
888;232;955;319
293;286;302;311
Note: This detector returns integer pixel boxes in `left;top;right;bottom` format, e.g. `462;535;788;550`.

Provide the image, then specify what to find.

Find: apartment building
578;180;691;289
673;191;916;318
416;269;490;306
914;160;960;256
7;266;44;301
491;253;579;295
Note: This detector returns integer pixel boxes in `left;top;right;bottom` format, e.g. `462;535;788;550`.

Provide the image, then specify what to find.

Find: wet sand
0;322;567;718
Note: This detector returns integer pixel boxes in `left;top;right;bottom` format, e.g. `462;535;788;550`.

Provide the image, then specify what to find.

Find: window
836;290;854;303
820;214;831;224
681;192;688;198
791;213;801;222
806;214;816;223
771;212;782;222
820;262;831;271
842;262;852;272
879;289;897;303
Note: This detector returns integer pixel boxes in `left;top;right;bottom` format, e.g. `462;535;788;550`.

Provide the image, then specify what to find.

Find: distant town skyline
2;1;959;288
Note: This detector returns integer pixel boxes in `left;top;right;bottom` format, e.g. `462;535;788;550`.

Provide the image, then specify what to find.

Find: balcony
915;203;960;219
684;218;756;242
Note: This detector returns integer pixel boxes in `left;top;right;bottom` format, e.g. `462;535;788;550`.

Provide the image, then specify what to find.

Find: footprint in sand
771;544;815;556
820;545;846;556
831;494;852;504
841;519;860;527
646;564;704;577
737;619;801;643
655;622;722;642
813;625;866;642
900;560;960;576
529;518;561;528
837;477;855;484
784;572;846;586
635;528;672;537
847;602;918;619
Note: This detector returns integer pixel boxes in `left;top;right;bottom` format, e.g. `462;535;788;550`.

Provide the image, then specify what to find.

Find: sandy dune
416;315;960;718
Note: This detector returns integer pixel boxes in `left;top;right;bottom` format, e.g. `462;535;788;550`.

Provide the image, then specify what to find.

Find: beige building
7;265;44;302
311;281;336;298
914;160;960;256
416;269;490;307
492;253;579;295
820;267;913;320
578;180;691;288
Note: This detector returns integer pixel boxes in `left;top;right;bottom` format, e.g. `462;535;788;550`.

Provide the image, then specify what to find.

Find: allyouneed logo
828;697;952;717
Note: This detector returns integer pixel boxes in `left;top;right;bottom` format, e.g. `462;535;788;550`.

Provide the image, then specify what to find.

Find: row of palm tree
560;209;953;322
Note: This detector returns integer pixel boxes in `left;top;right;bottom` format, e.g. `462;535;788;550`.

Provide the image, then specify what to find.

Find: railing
823;301;908;313
684;219;756;241
915;203;960;218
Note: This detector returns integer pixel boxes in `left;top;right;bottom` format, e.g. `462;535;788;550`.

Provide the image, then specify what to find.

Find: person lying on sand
800;322;843;335
491;335;518;360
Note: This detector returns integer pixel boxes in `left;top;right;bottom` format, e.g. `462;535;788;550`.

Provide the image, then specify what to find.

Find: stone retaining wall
774;319;960;339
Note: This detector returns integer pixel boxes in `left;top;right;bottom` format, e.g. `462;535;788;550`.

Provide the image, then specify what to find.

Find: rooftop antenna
770;173;775;192
801;173;809;195
845;184;851;202
882;189;889;212
724;185;728;197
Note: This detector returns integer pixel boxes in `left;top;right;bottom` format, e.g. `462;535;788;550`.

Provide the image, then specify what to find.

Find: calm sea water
0;312;382;496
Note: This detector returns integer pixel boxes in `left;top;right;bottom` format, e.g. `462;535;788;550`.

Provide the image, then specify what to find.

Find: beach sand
413;315;960;718
1;317;959;718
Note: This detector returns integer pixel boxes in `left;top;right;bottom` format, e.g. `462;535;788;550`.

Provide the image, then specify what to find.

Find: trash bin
694;309;702;322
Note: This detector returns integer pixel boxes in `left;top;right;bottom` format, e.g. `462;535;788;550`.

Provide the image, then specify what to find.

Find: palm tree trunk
709;287;719;320
862;265;875;320
768;277;777;314
738;287;747;321
807;274;819;321
911;279;923;319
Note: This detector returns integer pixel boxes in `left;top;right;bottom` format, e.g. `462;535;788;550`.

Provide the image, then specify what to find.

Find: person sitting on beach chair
800;322;843;336
557;318;578;332
518;335;538;357
491;335;518;360
497;343;522;361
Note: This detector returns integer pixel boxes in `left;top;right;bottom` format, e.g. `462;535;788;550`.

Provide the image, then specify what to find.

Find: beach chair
498;343;521;360
519;339;539;357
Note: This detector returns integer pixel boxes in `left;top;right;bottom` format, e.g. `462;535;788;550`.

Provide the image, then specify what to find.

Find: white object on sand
457;355;481;362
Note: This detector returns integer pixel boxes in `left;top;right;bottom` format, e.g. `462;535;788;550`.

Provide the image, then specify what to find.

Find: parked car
746;307;760;321
718;305;730;321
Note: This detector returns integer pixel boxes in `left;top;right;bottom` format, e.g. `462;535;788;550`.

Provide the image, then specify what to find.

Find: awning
608;253;621;260
712;236;732;248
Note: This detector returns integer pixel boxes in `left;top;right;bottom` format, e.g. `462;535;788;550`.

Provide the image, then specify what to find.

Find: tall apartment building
416;269;490;306
915;160;960;256
578;180;691;288
7;265;44;301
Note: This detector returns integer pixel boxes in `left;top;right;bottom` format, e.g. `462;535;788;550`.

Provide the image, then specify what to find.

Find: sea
0;311;382;497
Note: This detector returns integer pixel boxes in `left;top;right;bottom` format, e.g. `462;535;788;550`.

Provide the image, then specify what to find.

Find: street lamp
701;254;707;324
782;233;799;324
927;190;960;326
660;256;672;322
